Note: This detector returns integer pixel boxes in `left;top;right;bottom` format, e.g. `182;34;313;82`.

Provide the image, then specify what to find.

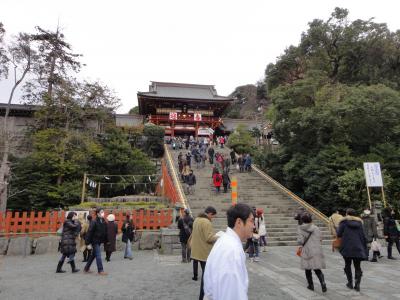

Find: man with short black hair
204;203;254;300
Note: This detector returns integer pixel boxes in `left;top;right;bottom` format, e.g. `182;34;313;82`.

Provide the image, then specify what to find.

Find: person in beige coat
80;215;92;262
297;213;327;293
189;206;218;300
328;208;344;237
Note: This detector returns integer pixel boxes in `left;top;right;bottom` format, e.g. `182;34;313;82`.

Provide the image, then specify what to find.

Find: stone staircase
167;145;332;246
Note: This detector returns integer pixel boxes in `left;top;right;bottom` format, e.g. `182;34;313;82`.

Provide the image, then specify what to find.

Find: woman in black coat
105;214;118;262
56;212;81;273
122;214;136;260
337;208;368;292
383;208;400;259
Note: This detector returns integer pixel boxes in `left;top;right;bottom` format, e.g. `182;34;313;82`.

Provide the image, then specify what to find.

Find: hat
107;214;115;222
184;208;191;215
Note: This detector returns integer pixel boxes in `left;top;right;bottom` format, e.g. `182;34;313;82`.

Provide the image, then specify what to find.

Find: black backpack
183;220;192;236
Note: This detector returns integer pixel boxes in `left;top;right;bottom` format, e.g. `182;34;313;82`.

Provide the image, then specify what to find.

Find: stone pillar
160;227;180;255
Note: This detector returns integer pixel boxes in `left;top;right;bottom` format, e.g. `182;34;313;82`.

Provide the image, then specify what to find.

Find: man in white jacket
204;203;254;300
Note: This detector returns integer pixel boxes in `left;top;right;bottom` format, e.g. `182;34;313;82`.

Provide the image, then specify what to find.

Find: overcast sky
1;0;399;113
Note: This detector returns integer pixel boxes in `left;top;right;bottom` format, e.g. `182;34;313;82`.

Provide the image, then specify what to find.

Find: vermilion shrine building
137;82;233;137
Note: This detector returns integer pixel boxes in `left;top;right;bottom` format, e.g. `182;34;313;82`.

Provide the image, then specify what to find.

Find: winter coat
328;213;343;237
297;223;326;270
79;220;90;251
222;172;230;186
362;215;378;243
186;173;196;186
177;215;194;243
122;220;136;243
213;173;222;187
255;216;267;236
104;221;118;253
337;216;368;260
383;216;400;242
189;214;218;262
85;217;108;245
60;219;81;256
230;150;236;161
208;148;215;157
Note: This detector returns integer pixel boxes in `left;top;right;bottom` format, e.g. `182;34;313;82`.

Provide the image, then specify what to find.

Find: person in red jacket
213;170;223;193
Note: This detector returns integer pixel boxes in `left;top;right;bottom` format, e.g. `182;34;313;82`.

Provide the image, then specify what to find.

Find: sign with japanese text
169;112;178;120
194;113;202;121
363;162;383;187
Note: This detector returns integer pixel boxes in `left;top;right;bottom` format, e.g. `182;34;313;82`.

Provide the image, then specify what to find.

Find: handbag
330;217;342;251
332;237;342;251
395;220;400;232
296;231;312;257
371;239;381;252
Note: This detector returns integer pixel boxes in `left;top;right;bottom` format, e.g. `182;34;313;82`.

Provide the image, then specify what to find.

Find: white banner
194;113;202;121
363;162;383;187
169;112;177;120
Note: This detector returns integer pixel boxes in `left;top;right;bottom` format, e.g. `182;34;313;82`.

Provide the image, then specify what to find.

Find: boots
354;271;362;292
388;245;394;259
370;251;378;262
70;260;80;273
82;249;88;262
56;261;66;273
315;271;327;293
305;270;314;291
344;267;353;289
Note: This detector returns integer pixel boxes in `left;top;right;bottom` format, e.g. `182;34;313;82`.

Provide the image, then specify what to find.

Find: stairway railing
163;144;190;211
252;164;329;224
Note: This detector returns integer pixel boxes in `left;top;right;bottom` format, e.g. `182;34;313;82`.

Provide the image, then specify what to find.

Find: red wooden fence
0;209;173;237
156;159;180;205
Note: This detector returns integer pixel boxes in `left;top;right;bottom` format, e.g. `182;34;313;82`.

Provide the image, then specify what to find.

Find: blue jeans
124;239;133;258
249;241;259;258
84;243;103;273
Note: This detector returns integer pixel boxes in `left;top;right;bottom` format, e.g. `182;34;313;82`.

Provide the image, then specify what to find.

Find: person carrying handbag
297;213;327;293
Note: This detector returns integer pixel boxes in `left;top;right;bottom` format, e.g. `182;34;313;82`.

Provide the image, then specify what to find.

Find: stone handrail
163;144;190;211
252;164;329;224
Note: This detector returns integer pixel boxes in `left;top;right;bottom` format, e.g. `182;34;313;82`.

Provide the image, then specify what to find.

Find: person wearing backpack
213;170;222;193
177;209;194;263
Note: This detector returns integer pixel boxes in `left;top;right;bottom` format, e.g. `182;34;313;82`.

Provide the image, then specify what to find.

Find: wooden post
97;182;101;198
231;177;238;205
366;186;372;210
381;186;387;208
81;173;87;203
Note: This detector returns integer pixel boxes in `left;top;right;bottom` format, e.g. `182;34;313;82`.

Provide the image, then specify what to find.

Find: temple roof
137;81;232;101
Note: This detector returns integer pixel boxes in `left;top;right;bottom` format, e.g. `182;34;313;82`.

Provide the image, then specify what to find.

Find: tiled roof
138;82;232;101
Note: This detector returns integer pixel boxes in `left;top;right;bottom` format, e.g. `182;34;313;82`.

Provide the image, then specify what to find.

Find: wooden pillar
81;173;87;203
171;120;175;137
195;122;199;138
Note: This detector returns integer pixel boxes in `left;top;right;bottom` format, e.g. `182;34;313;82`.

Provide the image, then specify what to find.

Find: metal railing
252;164;329;224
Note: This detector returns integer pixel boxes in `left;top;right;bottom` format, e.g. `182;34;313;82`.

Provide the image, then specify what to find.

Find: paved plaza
0;246;399;300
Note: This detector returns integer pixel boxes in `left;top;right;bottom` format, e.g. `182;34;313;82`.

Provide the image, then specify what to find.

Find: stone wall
0;231;163;256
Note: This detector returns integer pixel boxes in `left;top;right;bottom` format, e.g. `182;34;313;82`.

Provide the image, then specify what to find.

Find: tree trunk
0;56;30;211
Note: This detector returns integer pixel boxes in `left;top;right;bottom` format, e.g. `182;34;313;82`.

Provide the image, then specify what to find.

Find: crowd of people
176;202;400;299
56;208;136;275
173;135;253;196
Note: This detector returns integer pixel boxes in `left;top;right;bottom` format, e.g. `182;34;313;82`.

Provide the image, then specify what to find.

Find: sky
1;0;400;113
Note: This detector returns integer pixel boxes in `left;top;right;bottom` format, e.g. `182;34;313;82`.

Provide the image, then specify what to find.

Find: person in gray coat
361;208;379;262
297;213;327;293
